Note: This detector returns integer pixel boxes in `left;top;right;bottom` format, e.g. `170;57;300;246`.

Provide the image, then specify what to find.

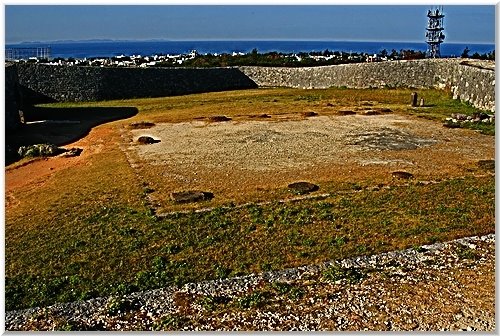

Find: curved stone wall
240;60;437;89
16;63;105;103
13;58;495;112
15;64;258;103
239;59;495;112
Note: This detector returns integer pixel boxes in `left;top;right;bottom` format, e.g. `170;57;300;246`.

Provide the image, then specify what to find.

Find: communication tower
425;6;445;58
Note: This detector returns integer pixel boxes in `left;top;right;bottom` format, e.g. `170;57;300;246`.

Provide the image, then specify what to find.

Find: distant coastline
5;40;495;60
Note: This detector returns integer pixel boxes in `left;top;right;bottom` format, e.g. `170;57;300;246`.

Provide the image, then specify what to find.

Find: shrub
105;296;140;316
237;291;268;309
17;143;63;158
322;265;365;284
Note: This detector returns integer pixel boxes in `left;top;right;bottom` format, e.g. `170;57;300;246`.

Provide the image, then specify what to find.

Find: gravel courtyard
126;113;494;213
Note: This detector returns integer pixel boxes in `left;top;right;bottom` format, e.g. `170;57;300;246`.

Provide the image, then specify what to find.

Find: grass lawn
5;87;495;310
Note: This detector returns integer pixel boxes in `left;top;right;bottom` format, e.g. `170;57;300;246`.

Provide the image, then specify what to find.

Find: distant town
7;47;495;68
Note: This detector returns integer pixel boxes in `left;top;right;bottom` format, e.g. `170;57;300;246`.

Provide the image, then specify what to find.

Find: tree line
25;47;495;67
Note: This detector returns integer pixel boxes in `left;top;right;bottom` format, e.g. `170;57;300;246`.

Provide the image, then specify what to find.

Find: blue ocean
6;40;495;59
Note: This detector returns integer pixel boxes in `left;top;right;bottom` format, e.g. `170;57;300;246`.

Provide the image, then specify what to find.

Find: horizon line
6;38;496;45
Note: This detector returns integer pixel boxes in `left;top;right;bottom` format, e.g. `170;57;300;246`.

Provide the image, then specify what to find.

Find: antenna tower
426;6;445;58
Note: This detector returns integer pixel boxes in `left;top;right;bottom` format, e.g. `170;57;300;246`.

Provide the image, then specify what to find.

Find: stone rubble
443;112;494;129
5;234;494;331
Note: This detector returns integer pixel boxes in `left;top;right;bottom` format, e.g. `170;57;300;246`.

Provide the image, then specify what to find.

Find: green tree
461;47;470;58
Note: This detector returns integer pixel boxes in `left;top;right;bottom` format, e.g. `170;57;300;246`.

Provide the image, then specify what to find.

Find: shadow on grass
6;106;138;165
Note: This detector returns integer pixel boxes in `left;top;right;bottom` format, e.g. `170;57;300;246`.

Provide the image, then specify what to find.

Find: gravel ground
5;234;495;331
130;115;491;172
124;114;494;214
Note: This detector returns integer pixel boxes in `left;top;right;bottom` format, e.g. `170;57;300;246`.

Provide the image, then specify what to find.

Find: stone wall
98;67;258;101
13;58;495;112
442;62;495;112
239;59;495;112
240;60;437;89
16;64;258;104
16;63;104;103
5;63;22;132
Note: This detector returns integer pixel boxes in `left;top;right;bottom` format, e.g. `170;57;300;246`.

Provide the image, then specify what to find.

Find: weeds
322;265;365;284
153;314;190;331
328;235;347;247
237;291;268;309
105;296;140;316
197;295;231;311
455;244;480;260
270;282;305;300
294;94;322;102
214;265;232;279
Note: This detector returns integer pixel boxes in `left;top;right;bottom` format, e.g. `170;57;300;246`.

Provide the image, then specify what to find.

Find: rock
443;120;462;128
477;160;494;171
410;92;418;107
473;112;490;120
60;148;83;157
301;111;318;117
250;114;271;119
392;171;414;179
208;116;231;122
17;143;64;158
128;121;155;129
451;113;468;121
170;191;214;203
361;110;381;116
379;108;392;113
137;136;160;144
288;182;319;195
337;110;356;116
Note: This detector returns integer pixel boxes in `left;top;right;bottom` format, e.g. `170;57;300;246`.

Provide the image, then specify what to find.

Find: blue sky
5;5;496;44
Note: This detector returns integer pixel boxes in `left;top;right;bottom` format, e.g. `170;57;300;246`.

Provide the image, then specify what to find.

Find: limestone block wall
443;63;495;112
16;64;258;104
98;67;258;100
16;63;104;103
12;59;495;112
240;60;437;89
239;59;495;112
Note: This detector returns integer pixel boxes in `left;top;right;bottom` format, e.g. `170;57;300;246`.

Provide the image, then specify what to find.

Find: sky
4;4;497;44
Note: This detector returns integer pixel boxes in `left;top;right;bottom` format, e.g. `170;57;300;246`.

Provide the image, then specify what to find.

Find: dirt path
5;125;114;210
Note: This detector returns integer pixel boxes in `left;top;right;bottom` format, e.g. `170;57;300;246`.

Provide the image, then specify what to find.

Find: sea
6;40;495;59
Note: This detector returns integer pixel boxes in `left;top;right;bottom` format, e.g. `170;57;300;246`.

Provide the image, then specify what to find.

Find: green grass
5;87;495;311
322;265;365;284
404;90;494;135
6;175;494;310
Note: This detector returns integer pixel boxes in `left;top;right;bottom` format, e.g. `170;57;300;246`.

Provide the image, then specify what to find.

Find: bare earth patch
125;114;493;213
5;126;113;211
